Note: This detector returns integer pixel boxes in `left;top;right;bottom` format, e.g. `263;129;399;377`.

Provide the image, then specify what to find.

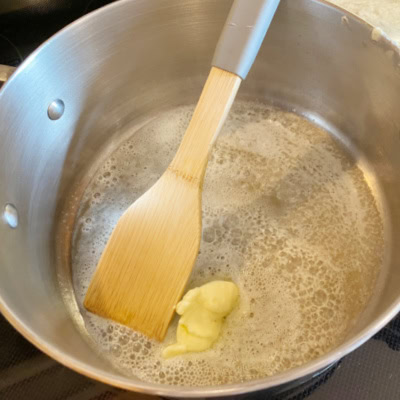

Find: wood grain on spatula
84;67;241;340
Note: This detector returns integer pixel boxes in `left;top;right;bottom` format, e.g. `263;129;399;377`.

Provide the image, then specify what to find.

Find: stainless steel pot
1;0;400;397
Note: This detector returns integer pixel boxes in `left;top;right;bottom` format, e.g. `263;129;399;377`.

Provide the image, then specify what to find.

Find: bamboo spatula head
84;68;241;340
84;169;202;340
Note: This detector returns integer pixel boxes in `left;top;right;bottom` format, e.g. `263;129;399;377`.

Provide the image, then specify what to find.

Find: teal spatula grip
212;0;281;80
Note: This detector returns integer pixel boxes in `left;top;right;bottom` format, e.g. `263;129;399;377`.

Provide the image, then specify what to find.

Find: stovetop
1;1;400;399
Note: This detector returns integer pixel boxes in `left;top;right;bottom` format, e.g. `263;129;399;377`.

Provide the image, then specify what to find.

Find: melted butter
163;281;239;358
68;101;384;386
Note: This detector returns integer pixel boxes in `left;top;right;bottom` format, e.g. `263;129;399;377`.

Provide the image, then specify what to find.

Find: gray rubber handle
212;0;281;80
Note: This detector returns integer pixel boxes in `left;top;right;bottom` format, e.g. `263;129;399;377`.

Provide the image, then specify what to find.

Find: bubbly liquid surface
70;101;384;386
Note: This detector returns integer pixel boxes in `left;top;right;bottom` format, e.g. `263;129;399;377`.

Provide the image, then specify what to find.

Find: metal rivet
3;203;18;229
48;99;65;120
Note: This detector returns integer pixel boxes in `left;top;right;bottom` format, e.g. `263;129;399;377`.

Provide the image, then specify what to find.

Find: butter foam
70;101;384;386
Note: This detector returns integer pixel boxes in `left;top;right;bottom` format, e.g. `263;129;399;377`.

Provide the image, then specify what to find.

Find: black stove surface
1;1;400;399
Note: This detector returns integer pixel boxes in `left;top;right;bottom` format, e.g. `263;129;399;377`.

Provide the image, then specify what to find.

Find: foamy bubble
68;101;384;386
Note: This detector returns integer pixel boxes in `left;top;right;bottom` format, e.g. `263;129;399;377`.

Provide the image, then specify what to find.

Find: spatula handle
212;0;281;79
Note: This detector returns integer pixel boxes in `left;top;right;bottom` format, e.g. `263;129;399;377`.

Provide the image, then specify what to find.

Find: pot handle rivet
48;99;65;120
3;203;18;229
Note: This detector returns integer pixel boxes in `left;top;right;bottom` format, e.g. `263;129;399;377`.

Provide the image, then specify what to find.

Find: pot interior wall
0;0;400;395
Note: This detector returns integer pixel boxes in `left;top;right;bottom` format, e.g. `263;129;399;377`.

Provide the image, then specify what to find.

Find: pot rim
1;0;400;397
2;297;400;397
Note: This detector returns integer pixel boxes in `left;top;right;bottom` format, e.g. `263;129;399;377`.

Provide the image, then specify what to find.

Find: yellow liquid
70;101;384;386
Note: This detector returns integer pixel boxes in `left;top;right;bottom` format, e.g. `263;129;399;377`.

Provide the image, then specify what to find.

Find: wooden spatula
84;0;281;341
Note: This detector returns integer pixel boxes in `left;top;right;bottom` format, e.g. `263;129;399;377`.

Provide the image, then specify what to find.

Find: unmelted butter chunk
162;281;239;358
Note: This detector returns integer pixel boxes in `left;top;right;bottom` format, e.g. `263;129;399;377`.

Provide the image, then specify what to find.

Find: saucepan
1;0;400;397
